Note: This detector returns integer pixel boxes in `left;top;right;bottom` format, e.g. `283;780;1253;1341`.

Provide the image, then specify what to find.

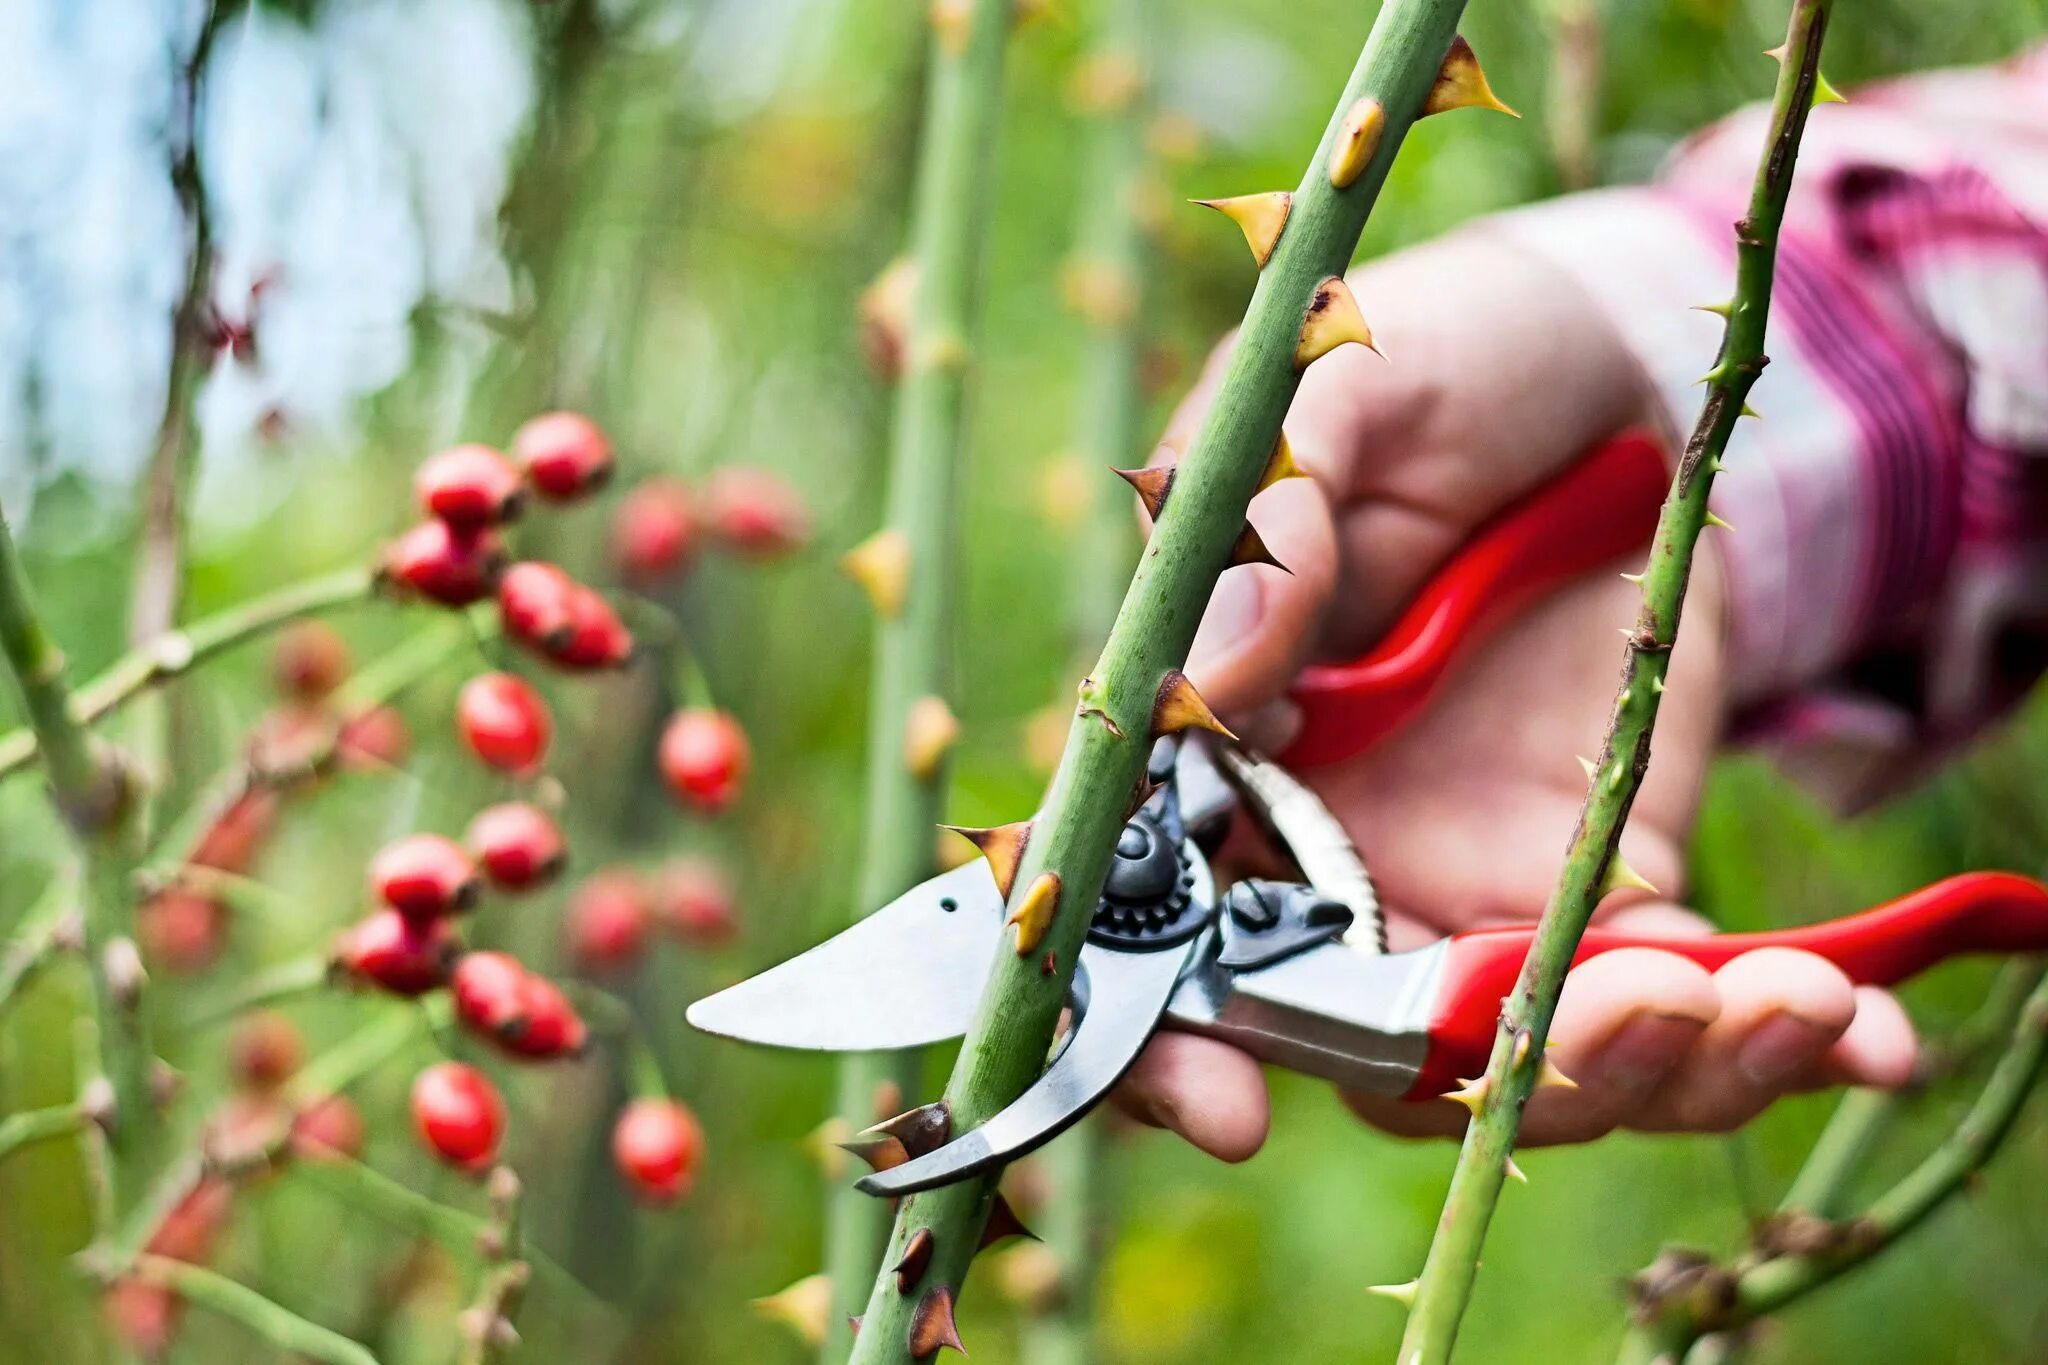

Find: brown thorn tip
843;1103;954;1172
979;1194;1039;1250
1423;35;1519;118
1191;192;1292;268
908;1285;966;1359
1328;97;1386;189
1112;465;1175;522
1151;670;1236;741
895;1228;936;1294
752;1274;832;1346
1295;276;1378;370
1231;521;1287;572
1006;872;1062;956
903;696;961;781
940;821;1032;900
842;529;912;618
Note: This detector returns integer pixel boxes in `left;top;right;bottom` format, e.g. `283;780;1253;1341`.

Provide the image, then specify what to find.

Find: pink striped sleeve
1492;47;2048;808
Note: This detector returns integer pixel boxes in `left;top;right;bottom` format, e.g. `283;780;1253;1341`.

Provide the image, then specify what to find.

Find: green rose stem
127;1255;379;1365
1394;5;1837;1359
815;0;1020;1356
843;3;1498;1358
0;501;158;1217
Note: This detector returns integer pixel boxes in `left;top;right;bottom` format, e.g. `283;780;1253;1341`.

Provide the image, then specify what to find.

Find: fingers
1112;1032;1270;1162
1184;475;1340;718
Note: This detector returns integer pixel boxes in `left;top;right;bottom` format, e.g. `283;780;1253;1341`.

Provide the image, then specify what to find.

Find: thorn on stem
940;822;1033;899
1191;192;1292;268
1151;670;1235;741
842;529;912;618
908;1284;966;1359
1328;98;1387;189
1423;36;1518;118
1295;277;1379;369
1006;872;1062;956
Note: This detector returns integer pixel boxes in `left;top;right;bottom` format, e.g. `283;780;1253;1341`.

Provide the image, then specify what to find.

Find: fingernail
1187;571;1264;674
1591;1013;1696;1090
1736;1013;1828;1086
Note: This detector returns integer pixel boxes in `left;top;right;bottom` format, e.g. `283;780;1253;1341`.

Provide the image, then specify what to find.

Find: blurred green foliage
3;0;2047;1361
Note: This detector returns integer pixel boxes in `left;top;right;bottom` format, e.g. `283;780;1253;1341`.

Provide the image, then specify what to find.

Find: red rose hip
380;520;505;607
467;802;566;890
612;1098;703;1204
455;673;552;774
228;1012;303;1091
338;704;411;770
411;1062;505;1168
451;950;530;1040
655;856;738;946
336;909;455;995
566;872;651;970
658;708;750;814
497;562;580;650
612;478;696;582
272;621;351;700
512;411;613;502
369;834;480;920
551;586;634;670
702;467;809;556
416;443;524;529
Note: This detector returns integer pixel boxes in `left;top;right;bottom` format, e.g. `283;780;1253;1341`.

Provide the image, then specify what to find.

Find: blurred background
2;0;2046;1361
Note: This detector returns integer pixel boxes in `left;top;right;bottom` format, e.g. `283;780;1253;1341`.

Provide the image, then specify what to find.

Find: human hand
1115;228;1918;1157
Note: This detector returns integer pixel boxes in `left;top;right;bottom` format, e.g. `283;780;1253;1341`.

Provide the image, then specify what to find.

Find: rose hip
455;673;552;775
272;621;351;700
612;479;696;583
497;561;580;651
566;872;651;971
702;467;809;556
467;802;566;890
655;856;738;946
658;709;750;814
228;1012;303;1092
337;704;410;770
380;520;505;607
290;1094;365;1161
551;586;634;670
451;950;530;1040
500;972;587;1059
336;909;455;996
416;443;524;529
512;411;613;502
188;789;280;875
369;834;480;921
411;1062;505;1168
138;890;226;974
611;1098;704;1204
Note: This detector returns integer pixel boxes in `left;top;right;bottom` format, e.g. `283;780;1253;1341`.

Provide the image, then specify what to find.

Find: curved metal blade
685;861;1003;1051
855;938;1197;1197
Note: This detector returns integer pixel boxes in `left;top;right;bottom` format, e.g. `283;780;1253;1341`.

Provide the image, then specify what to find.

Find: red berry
658;709;750;814
105;1280;180;1355
290;1095;365;1161
512;411;613;502
566;872;651;971
369;834;480;921
611;1098;703;1204
551;585;634;670
337;704;410;770
272;621;351;699
501;972;587;1058
497;561;580;650
703;467;809;556
455;673;552;775
416;443;524;529
188;789;280;875
411;1062;505;1168
228;1012;303;1091
150;1176;235;1262
138;890;226;974
381;520;505;607
612;479;696;582
451;950;529;1039
467;802;566;890
655;856;738;946
336;909;455;995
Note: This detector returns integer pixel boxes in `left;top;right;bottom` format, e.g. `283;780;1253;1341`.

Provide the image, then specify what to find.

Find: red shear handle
1404;871;2048;1099
1282;430;1669;768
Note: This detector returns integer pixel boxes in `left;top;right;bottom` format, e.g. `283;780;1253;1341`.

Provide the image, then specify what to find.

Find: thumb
1184;473;1338;723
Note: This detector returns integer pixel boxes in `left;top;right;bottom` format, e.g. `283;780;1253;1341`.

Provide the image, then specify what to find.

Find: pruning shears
688;430;2048;1196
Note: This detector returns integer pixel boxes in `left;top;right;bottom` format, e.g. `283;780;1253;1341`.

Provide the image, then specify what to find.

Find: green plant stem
1776;1086;1895;1219
1541;0;1601;190
0;566;376;784
1616;965;2048;1364
458;1168;530;1365
0;874;79;1015
0;502;157;1220
1021;1121;1102;1365
818;0;1017;1356
1395;8;1835;1359
130;1254;381;1365
848;4;1471;1360
0;1102;88;1164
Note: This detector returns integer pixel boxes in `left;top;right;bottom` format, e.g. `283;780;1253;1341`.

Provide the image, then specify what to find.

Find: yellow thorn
1368;1279;1420;1309
1536;1056;1578;1091
1295;276;1379;370
1600;854;1659;900
1060;256;1138;326
1619;570;1644;585
1191;192;1292;269
841;529;912;618
1576;755;1596;781
753;1274;833;1346
1006;871;1062;955
1692;300;1733;318
1512;1031;1532;1066
1740;403;1761;420
929;0;971;53
1764;41;1789;64
1423;35;1519;118
858;257;918;382
1505;1155;1528;1184
1443;1076;1490;1117
1812;70;1847;106
1705;511;1734;531
1328;97;1387;189
903;696;961;781
1257;430;1307;493
1151;669;1236;740
940;821;1033;899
